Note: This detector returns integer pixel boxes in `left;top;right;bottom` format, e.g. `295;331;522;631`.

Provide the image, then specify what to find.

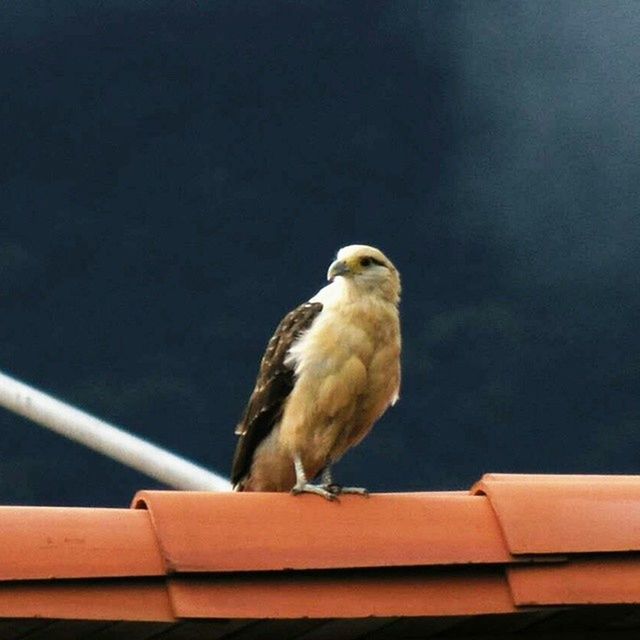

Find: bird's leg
320;466;341;494
320;466;353;495
291;454;338;501
321;465;369;497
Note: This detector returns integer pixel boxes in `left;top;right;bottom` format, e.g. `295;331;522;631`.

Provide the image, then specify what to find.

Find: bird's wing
231;301;323;485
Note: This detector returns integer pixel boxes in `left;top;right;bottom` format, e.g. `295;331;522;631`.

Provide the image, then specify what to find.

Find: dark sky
2;1;640;506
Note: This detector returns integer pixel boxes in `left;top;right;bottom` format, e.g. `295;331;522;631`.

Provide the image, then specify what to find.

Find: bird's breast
279;298;400;469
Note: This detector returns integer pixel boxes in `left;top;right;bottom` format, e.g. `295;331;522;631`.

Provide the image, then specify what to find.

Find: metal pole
0;369;231;491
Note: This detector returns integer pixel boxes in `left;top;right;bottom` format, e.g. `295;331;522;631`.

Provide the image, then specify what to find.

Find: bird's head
327;244;401;304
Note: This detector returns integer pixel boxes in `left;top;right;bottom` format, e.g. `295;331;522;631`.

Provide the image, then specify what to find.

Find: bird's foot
324;483;369;497
291;482;338;501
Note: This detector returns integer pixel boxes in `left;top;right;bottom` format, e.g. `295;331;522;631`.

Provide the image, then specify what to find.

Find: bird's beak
327;259;350;282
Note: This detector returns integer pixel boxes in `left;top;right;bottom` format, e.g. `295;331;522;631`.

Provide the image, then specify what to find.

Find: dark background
2;1;639;506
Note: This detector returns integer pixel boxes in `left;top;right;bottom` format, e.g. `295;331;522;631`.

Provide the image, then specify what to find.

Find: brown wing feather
231;301;323;486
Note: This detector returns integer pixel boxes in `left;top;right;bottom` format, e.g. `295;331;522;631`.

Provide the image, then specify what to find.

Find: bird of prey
231;244;401;500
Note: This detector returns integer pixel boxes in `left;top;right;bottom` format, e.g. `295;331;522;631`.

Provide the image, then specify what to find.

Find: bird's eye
360;256;385;268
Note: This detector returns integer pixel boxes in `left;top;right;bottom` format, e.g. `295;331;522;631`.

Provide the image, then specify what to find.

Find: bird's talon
321;483;369;496
339;486;369;496
291;483;338;501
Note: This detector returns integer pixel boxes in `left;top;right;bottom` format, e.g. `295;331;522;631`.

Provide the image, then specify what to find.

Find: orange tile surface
508;557;640;605
168;569;517;619
472;474;640;554
0;580;173;621
0;507;164;580
134;490;513;572
0;474;639;626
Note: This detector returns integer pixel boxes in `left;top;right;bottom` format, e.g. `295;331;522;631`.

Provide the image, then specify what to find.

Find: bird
231;244;401;500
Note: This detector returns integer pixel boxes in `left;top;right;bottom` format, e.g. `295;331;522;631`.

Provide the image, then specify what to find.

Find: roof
2;473;640;638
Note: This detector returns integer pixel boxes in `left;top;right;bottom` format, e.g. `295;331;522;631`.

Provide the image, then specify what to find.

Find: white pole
0;369;231;491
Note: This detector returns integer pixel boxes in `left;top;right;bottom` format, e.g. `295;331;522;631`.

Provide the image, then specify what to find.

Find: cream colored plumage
231;244;401;499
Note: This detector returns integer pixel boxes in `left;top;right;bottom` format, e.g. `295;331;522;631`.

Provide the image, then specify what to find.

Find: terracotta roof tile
133;490;512;572
0;580;173;621
472;473;640;554
508;557;640;606
0;473;639;637
168;568;516;619
0;507;164;580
